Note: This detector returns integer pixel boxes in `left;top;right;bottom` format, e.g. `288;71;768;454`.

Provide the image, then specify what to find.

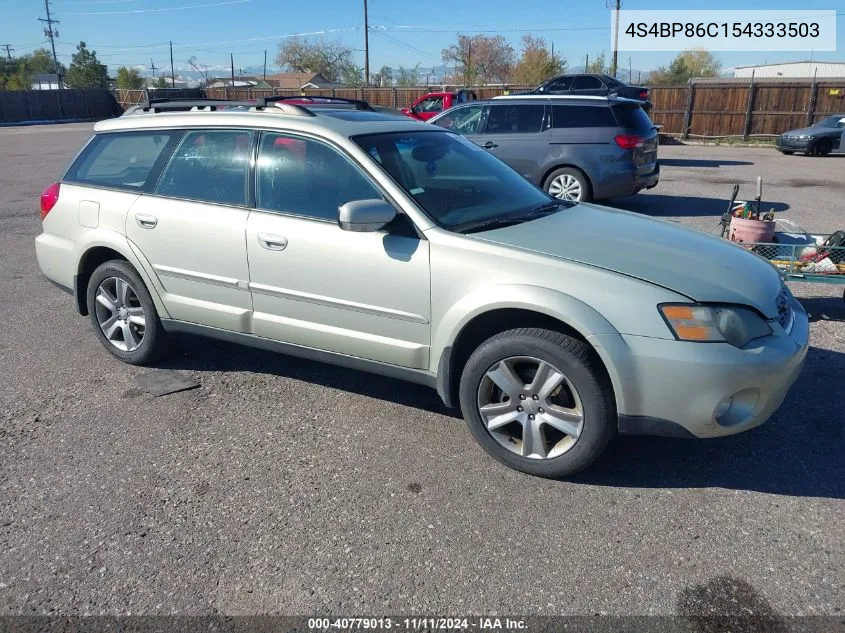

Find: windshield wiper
452;202;565;234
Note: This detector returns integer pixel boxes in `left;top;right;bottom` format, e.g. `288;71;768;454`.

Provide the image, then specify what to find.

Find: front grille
776;286;794;332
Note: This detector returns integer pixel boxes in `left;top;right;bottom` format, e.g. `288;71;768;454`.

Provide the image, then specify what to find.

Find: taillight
638;89;649;99
614;135;646;150
40;182;60;220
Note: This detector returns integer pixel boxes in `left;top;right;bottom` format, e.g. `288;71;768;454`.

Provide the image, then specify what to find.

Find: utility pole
263;49;267;80
230;53;235;87
169;41;175;87
609;0;622;77
38;0;62;88
363;0;370;85
628;56;632;83
2;45;13;62
585;53;589;72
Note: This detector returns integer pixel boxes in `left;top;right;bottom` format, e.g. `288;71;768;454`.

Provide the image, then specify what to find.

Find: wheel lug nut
532;395;539;400
528;414;535;420
519;394;526;400
517;406;523;412
538;408;544;413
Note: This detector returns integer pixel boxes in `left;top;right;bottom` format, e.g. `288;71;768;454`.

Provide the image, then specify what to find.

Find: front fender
431;284;633;414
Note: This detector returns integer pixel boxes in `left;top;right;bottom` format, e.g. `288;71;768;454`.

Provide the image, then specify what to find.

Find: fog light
714;397;733;420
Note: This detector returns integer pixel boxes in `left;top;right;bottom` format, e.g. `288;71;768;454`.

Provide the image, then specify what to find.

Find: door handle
482;141;498;149
257;232;288;251
135;213;157;229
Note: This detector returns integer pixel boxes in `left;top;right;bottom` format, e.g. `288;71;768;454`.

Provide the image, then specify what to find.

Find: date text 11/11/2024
307;617;528;630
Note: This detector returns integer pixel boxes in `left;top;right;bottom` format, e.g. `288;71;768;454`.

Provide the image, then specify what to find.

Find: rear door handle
135;213;157;229
257;232;288;251
482;141;498;149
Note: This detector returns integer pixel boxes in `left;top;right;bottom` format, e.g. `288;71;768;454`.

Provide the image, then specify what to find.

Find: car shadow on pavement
611;194;790;217
571;346;845;499
659;158;755;168
799;296;845;323
161;334;461;418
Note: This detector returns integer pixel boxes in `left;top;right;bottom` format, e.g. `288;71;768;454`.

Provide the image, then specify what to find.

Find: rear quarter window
551;105;617;128
65;131;180;191
612;106;655;133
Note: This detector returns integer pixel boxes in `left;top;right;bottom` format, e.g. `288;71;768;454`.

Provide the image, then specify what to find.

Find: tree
373;65;393;87
442;34;514;85
512;35;565;86
394;65;421;87
188;56;212;87
340;64;365;87
276;37;353;83
585;52;608;74
64;42;109;89
648;49;721;84
115;66;144;89
0;48;66;90
153;75;168;89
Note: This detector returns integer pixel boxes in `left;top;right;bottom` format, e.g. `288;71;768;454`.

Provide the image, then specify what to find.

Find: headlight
798;134;814;139
659;304;772;348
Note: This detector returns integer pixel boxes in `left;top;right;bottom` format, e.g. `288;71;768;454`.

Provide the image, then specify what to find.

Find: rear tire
544;167;592;203
458;328;616;478
780;150;795;155
86;260;168;365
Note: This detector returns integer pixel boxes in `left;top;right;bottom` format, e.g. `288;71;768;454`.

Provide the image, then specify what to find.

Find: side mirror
338;199;397;233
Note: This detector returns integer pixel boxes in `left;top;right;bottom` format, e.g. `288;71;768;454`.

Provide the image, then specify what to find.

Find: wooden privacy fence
649;80;845;139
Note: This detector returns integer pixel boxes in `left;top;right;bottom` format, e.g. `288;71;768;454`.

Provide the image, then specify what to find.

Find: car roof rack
134;98;316;117
262;95;375;111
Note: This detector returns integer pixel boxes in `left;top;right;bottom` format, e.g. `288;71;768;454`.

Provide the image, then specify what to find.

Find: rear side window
156;130;252;206
612;106;655;133
552;105;617;128
544;77;572;93
485;104;545;134
572;76;604;91
65;131;180;190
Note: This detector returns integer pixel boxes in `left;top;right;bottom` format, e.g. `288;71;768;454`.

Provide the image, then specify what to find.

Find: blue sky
2;0;843;79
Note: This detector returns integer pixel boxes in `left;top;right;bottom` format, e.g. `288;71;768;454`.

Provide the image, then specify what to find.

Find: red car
401;89;478;121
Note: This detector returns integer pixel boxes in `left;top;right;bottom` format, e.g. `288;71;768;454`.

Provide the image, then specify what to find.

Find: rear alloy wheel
459;328;615;478
544;167;591;203
86;260;168;365
813;139;832;157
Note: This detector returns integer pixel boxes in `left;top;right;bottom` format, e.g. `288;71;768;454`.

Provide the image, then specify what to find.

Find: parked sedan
777;114;845;156
528;73;652;111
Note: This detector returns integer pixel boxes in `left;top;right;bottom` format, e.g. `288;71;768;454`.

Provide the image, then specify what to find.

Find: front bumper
776;137;812;152
600;296;809;438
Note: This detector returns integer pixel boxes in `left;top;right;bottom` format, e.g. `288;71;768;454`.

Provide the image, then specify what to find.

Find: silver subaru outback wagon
34;100;809;478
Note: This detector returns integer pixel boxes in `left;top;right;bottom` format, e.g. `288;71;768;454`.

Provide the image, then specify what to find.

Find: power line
64;0;251;16
38;0;63;88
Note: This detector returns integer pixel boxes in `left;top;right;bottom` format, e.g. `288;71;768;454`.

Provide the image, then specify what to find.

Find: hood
473;204;783;318
782;127;823;136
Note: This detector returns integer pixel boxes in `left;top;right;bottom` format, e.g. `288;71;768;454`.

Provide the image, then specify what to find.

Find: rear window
612;106;655;132
551;105;617;128
65;131;180;190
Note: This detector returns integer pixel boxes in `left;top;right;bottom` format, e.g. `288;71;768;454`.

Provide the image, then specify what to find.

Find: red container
729;216;776;244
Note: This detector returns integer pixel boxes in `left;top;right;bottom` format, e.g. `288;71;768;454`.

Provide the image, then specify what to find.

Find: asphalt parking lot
0;123;843;618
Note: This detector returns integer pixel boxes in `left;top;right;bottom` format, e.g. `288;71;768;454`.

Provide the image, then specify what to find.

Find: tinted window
353;131;560;232
612;106;655;132
552;105;617;128
156;130;251;206
432;104;486;135
572;76;604;90
485;104;545;134
544;77;572;93
256;133;381;221
65;131;179;190
414;96;444;113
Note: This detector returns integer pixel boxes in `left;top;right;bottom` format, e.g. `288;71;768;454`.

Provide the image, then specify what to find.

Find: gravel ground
0;123;842;618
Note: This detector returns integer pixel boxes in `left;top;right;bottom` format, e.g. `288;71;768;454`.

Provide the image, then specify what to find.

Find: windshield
814;115;844;128
352;130;568;232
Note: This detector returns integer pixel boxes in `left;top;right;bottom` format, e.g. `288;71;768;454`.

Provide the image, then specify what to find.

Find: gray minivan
429;95;659;202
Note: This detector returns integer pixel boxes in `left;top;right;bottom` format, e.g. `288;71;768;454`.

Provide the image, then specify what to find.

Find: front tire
544;167;592;203
86;260;168;365
458;328;616;478
813;139;832;157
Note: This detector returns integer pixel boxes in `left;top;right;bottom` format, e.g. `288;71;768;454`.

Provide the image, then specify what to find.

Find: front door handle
257;232;288;251
482;141;498;149
135;213;158;229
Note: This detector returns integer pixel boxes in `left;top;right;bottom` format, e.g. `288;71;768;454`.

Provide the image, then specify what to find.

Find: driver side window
414;96;444;113
431;105;486;135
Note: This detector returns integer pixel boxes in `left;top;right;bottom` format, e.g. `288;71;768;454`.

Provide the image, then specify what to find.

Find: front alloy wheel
477;356;584;459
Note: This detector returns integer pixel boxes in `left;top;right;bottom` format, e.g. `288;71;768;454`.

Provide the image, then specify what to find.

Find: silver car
34;100;809;478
